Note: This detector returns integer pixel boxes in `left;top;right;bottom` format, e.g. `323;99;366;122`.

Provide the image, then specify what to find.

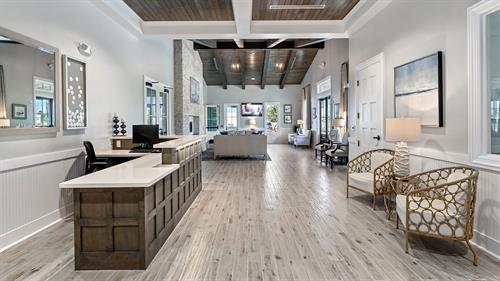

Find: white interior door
353;53;384;157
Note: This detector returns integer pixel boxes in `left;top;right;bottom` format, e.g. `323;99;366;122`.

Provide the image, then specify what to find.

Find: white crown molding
89;0;390;40
89;0;143;39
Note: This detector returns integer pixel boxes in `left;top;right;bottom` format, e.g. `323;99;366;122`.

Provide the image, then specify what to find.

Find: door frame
354;52;385;151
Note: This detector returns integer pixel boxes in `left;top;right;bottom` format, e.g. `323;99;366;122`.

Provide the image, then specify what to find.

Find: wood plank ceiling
124;0;359;22
196;40;320;89
123;0;234;21
122;0;359;88
253;0;360;20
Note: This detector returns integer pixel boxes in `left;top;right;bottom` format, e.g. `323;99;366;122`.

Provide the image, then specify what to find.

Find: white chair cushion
370;152;393;173
446;171;469;206
348;172;374;194
396;194;464;237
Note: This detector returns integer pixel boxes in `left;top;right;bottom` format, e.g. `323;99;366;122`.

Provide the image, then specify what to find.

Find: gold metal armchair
396;167;480;265
347;149;395;209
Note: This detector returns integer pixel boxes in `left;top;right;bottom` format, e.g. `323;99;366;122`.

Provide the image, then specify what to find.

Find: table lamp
0;118;10;128
330;118;345;142
385;117;421;177
297;119;304;134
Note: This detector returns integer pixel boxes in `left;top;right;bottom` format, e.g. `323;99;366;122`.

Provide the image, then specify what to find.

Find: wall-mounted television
241;103;263;117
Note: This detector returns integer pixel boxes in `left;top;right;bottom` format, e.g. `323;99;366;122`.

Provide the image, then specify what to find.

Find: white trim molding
467;0;500;171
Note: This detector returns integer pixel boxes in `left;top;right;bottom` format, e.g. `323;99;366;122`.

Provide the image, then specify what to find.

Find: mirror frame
0;26;60;135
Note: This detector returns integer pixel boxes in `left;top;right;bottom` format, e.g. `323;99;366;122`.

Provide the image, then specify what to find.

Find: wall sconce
77;42;95;57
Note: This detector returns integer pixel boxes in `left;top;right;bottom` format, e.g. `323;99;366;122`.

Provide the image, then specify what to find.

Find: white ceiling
90;0;392;40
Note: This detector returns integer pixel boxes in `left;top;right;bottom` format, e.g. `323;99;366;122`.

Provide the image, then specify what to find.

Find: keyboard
129;148;161;153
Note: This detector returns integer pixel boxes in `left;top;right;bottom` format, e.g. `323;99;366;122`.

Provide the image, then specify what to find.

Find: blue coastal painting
394;52;443;127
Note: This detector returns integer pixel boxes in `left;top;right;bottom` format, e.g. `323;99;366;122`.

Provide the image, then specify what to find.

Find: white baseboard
473;230;500;260
0;204;73;253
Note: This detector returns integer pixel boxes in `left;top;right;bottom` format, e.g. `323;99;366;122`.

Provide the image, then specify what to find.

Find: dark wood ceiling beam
295;38;328;48
240;50;246;89
279;50;297;89
194;41;324;50
261;50;270;90
192;39;217;49
213;53;227;89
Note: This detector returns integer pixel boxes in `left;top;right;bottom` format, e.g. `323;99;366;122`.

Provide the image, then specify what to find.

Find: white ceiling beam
234;39;244;48
267;38;286;48
232;0;252;35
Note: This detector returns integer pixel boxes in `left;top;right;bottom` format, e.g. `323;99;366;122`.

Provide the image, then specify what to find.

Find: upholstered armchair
347;149;395;209
395;167;480;265
294;130;311;147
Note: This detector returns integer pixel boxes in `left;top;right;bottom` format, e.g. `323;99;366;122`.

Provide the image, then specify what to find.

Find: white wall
349;0;500;258
207;85;303;144
0;0;174;251
301;39;349;144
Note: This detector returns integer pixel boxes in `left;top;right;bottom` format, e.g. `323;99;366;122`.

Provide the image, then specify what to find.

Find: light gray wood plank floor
1;144;500;281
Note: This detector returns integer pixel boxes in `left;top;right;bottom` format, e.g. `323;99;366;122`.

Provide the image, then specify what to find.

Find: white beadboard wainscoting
410;153;500;260
0;149;85;252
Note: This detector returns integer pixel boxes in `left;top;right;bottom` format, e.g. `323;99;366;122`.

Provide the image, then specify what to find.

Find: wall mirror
0;27;60;134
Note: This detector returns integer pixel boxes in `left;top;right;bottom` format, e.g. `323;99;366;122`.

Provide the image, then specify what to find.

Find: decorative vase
120;120;127;136
112;115;120;136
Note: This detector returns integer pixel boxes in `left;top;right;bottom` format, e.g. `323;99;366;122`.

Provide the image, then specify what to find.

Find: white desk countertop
59;154;179;189
95;149;150;158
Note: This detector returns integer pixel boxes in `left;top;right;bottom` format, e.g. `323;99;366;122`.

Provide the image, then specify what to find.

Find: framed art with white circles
62;55;87;129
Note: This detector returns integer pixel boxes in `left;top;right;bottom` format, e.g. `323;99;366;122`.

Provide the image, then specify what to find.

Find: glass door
319;96;331;140
265;102;279;132
206;105;219;132
489;10;500;153
224;104;238;130
144;76;172;135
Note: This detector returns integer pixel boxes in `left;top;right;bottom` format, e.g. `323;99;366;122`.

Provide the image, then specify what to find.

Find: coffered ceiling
94;0;391;39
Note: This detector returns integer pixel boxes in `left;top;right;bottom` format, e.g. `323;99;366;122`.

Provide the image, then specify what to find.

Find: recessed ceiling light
269;4;326;10
251;77;256;80
250;52;255;55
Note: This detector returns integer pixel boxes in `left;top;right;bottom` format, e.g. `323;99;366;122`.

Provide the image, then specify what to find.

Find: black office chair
83;141;110;174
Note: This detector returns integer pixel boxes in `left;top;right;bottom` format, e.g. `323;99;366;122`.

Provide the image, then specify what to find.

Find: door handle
372;135;381;141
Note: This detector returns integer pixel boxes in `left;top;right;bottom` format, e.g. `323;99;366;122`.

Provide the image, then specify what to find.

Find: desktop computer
131;124;161;153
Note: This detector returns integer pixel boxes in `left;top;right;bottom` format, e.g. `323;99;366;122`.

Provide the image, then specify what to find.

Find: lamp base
394;141;410;177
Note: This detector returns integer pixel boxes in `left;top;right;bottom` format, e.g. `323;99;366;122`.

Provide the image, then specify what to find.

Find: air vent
268;4;326;10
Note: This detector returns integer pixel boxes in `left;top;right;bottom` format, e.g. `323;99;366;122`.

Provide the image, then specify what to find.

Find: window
319;96;331;140
265;103;279;132
468;1;500;169
144;76;171;135
317;76;331;95
206;105;219;132
226;105;238;130
35;97;53;127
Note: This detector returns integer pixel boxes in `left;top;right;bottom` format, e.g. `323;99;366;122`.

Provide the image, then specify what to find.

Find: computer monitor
132;125;159;149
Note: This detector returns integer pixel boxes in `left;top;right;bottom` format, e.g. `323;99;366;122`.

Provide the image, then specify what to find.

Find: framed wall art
394;51;443;127
284;114;292;124
62;55;87;129
284;104;292;114
11;104;27;120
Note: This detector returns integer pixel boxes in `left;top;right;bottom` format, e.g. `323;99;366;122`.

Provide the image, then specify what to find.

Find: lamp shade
331;118;345;128
297;119;304;125
385;118;421;142
0;118;10;128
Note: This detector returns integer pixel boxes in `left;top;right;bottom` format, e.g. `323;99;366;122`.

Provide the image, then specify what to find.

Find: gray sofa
214;135;267;159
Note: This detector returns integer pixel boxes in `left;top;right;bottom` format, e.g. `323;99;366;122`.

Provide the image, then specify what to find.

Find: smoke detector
77;42;95;57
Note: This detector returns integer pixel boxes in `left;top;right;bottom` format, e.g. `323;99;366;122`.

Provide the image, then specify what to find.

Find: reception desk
60;135;205;270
